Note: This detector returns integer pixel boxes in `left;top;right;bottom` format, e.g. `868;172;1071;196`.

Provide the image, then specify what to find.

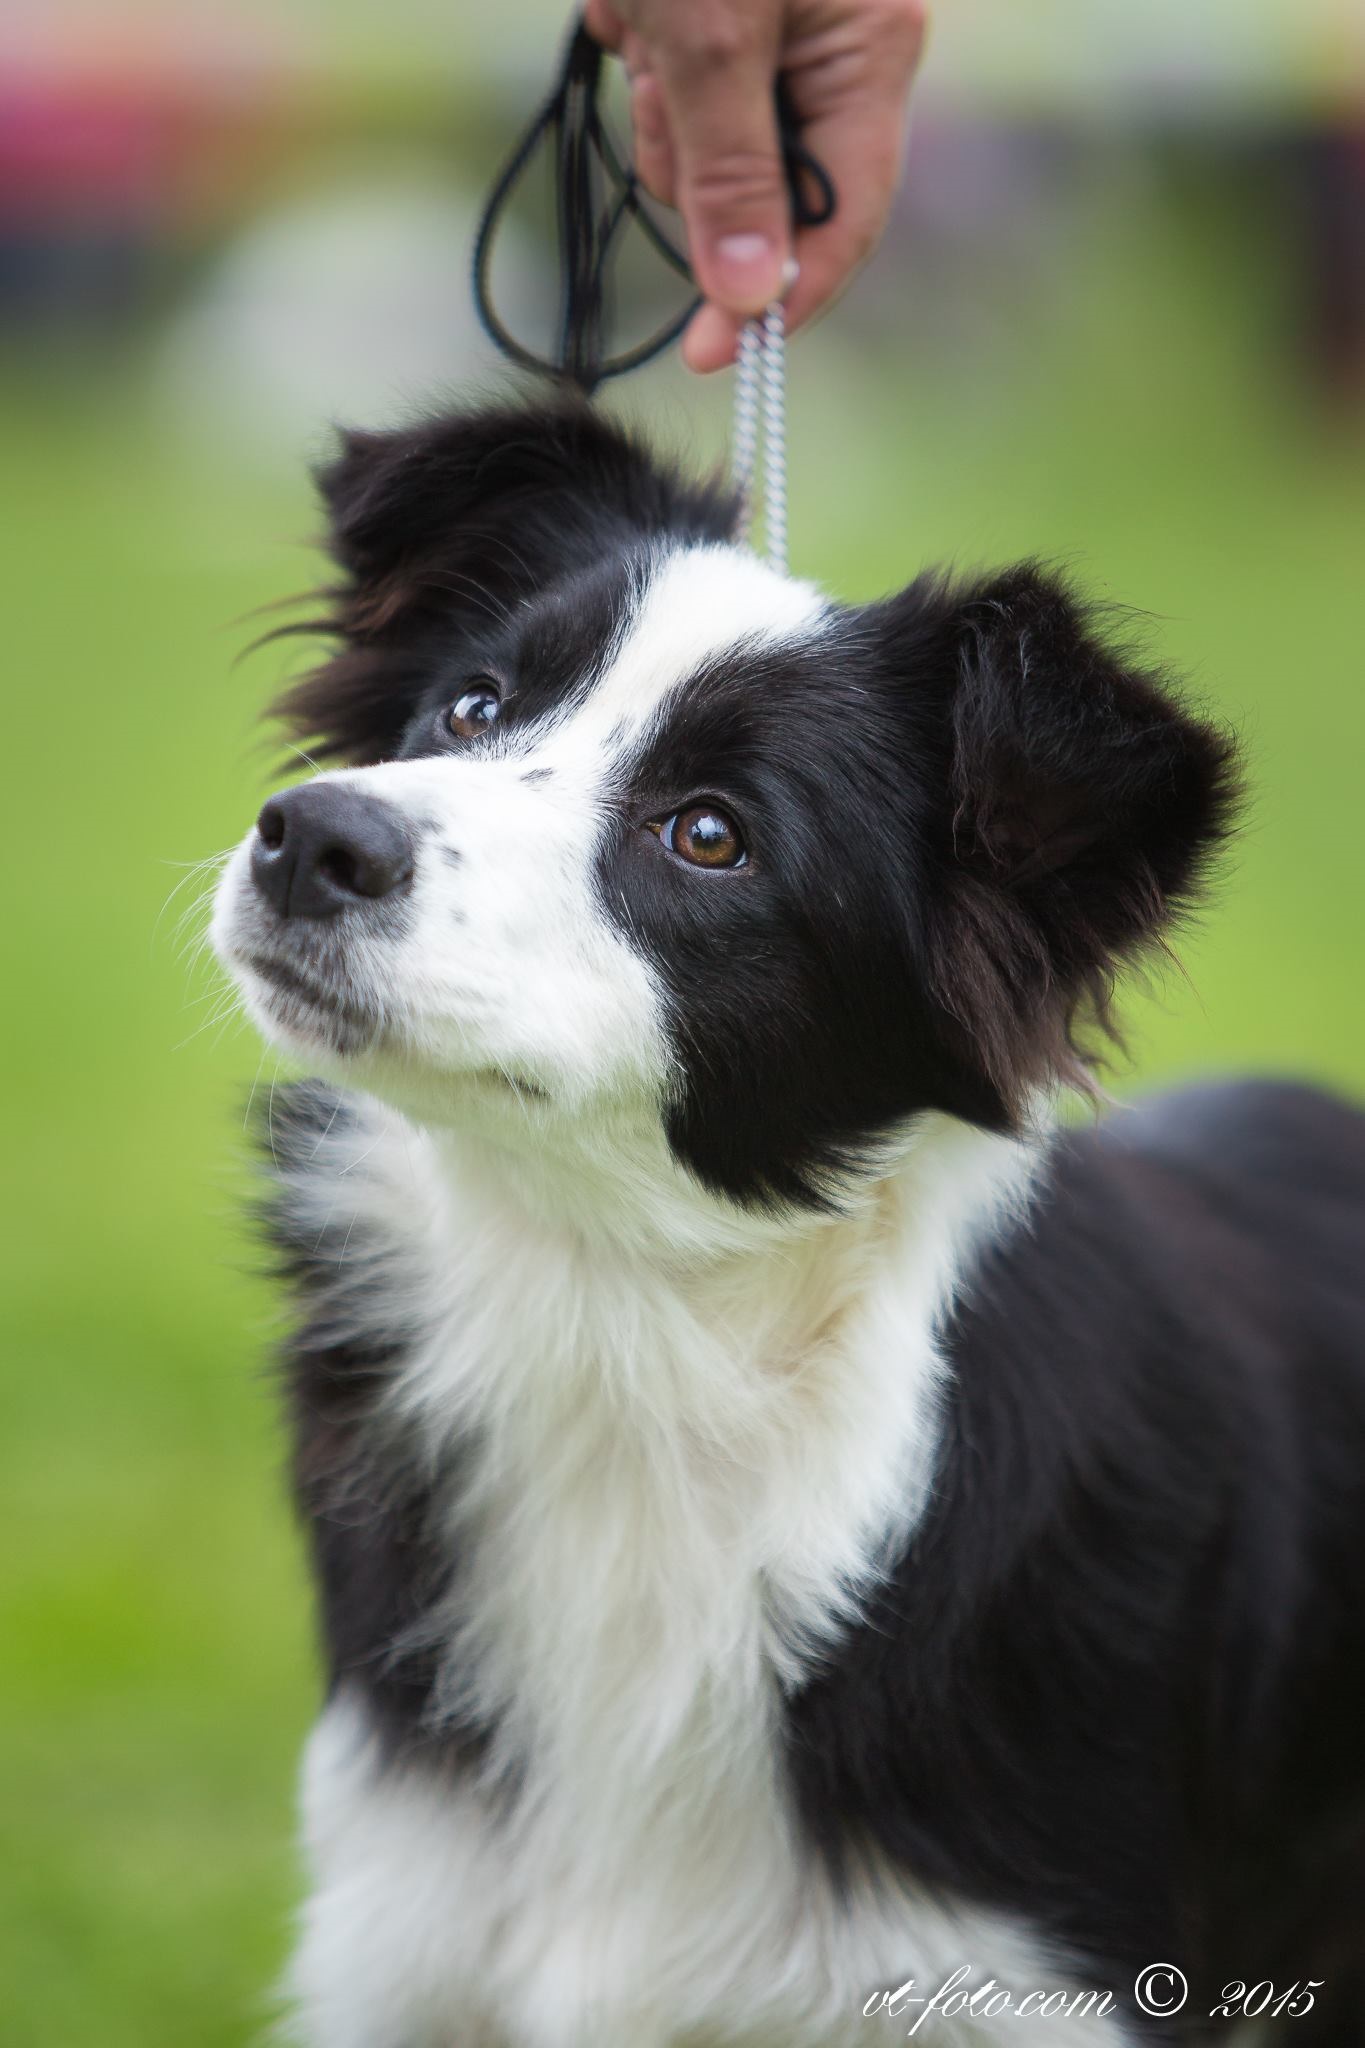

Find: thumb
651;18;790;317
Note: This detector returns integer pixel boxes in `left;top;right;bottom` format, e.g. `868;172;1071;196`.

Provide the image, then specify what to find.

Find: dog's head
212;401;1235;1213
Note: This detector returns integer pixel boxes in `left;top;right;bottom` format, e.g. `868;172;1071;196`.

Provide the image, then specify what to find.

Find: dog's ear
271;403;735;764
883;564;1237;1115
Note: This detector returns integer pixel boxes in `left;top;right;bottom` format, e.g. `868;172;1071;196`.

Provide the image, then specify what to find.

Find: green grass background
2;173;1362;2044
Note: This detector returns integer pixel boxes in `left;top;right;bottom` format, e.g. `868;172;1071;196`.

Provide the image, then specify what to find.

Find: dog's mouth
241;949;548;1100
244;949;383;1056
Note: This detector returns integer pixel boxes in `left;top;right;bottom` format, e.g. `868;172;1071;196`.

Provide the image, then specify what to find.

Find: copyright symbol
1134;1964;1188;2017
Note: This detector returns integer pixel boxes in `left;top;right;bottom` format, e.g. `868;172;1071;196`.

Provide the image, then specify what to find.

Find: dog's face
213;404;1234;1210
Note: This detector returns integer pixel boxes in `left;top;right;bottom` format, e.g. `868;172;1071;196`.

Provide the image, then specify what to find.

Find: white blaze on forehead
579;544;827;752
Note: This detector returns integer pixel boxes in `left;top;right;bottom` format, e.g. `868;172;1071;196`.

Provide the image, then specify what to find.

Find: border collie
211;401;1365;2047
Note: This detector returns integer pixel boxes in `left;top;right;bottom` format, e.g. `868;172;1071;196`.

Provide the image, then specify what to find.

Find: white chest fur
276;1101;1120;2048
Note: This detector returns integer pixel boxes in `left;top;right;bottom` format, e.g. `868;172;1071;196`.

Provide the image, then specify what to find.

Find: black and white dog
211;402;1365;2047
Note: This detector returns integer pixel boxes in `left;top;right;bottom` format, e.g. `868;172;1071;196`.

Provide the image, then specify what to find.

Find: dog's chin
234;955;553;1116
237;952;384;1062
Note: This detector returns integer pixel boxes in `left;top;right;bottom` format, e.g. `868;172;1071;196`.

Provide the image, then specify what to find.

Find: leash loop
472;12;833;403
472;10;825;572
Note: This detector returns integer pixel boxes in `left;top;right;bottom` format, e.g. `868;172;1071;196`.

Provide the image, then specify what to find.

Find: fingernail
779;256;800;298
712;232;783;305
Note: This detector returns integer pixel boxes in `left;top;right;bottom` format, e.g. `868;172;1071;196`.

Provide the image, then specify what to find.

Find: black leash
471;14;836;397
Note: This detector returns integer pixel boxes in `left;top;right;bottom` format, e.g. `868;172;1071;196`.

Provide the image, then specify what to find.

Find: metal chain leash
731;300;788;576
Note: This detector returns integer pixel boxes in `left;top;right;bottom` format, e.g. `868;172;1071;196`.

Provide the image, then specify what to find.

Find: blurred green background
2;3;1362;2043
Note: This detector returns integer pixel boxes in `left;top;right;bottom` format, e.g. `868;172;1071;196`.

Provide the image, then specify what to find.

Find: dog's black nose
250;785;414;920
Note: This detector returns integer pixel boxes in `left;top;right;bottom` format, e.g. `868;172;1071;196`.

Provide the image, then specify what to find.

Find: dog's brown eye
659;805;747;870
448;682;502;740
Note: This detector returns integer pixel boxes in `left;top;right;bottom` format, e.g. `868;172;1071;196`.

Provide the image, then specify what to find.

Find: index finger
683;2;925;370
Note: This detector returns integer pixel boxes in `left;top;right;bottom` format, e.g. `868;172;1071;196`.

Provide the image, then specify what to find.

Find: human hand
581;0;927;371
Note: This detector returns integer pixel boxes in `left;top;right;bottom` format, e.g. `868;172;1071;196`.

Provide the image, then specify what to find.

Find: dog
211;400;1365;2047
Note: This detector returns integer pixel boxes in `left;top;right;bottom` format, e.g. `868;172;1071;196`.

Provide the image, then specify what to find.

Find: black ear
907;565;1238;1112
271;400;736;764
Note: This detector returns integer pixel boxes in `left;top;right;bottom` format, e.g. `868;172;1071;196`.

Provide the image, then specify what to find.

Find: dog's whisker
172;987;246;1053
153;849;233;952
306;1092;344;1159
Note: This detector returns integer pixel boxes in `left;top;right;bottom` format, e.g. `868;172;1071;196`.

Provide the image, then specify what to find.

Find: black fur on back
785;1080;1365;2029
